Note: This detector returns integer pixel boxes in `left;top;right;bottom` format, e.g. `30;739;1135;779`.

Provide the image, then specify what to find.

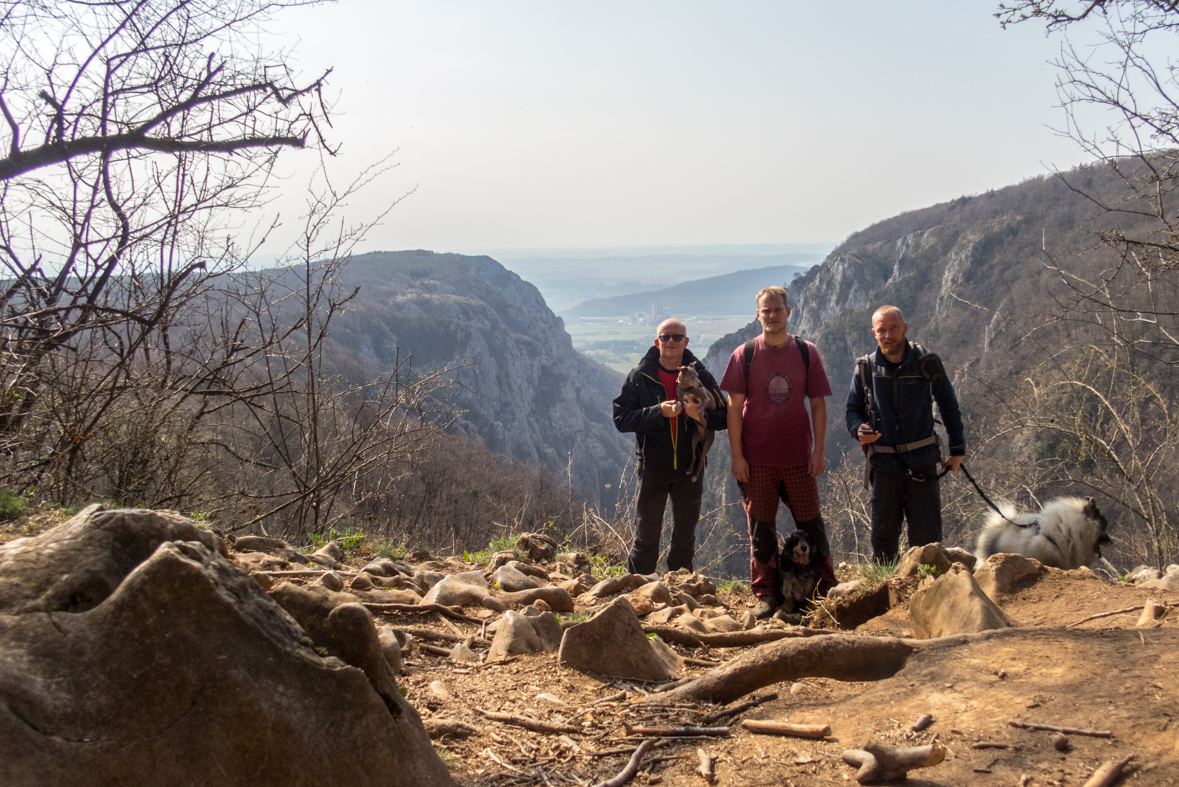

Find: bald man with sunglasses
613;319;728;575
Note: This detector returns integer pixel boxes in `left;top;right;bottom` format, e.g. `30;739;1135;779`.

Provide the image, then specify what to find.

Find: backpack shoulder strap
742;339;756;380
794;335;810;370
856;354;874;418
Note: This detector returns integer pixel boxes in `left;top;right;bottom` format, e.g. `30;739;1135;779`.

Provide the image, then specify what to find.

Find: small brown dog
676;365;716;482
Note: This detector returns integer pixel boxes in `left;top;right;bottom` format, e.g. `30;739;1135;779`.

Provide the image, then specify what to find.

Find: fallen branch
1066;603;1176;628
623;722;730;737
841;742;946;783
649;634;914;705
699;693;778;725
479;709;583;735
697;749;715;784
419;643;453;657
364;602;482;624
591;738;655;787
911;714;933;732
424;718;478;739
1008;721;1112;738
1082;755;1134;787
590;691;628;707
642;625;836;649
483;747;525;774
1137;601;1167;627
255;569;360;577
740;719;830;738
971;741;1011;750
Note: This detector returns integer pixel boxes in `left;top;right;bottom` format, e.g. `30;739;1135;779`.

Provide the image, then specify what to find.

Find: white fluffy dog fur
975;496;1112;570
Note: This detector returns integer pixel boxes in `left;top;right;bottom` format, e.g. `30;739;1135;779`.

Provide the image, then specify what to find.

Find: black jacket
844;340;965;472
613;346;728;473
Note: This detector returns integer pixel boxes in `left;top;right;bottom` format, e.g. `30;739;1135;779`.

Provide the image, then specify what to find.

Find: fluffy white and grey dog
975;496;1112;570
779;530;820;613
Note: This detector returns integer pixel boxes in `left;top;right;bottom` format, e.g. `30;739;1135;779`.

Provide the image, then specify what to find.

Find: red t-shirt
719;335;832;467
656;365;678;442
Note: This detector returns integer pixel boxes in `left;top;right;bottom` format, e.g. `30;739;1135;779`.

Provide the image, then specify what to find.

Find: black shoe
752;598;778;619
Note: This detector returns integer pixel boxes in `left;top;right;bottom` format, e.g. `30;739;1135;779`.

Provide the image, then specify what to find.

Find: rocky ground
228;532;1179;787
2;512;1175;787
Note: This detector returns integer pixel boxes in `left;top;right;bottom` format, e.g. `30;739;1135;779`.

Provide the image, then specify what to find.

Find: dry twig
591;739;655;787
1008;720;1112;737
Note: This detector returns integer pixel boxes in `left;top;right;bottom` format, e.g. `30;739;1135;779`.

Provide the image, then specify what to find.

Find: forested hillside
699;162;1179;571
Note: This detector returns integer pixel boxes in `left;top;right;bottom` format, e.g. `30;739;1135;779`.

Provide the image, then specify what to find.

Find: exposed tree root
649;634;914;705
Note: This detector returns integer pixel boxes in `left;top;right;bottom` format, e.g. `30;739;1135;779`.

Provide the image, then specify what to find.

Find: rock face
329;251;631;505
974;553;1045;600
908;563;1018;639
0;507;452;787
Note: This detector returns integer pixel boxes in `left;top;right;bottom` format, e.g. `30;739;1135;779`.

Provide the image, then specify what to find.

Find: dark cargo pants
626;463;704;576
869;463;942;563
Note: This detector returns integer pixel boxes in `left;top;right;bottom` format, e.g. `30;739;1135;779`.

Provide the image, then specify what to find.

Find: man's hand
731;455;750;483
856;423;880;445
944;455;963;472
808;449;826;478
660;400;680;418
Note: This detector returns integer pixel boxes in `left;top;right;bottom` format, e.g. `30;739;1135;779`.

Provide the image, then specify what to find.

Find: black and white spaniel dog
779;530;820;613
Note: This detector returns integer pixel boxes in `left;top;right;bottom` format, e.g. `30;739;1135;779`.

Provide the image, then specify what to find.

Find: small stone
450;643;480;663
349;573;374;592
790;682;804;695
314;571;344;592
1053;734;1070;752
429;680;454;702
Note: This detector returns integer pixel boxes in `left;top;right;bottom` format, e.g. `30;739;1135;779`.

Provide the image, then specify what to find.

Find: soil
368;563;1179;787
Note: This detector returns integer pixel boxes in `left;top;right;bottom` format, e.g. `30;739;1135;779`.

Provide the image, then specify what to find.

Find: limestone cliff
329;251;630;506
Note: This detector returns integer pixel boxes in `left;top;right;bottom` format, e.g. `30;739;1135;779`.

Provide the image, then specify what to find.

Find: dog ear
1083;497;1098;517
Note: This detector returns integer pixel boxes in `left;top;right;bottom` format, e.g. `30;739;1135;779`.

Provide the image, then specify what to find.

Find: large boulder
0;507;452;786
896;543;953;579
908;563;1018;639
558;597;678;681
421;571;491;607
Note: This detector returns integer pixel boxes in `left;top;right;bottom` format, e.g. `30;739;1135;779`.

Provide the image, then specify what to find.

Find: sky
264;1;1094;257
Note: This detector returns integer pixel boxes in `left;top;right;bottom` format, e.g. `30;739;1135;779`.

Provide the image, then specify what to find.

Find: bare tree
0;0;330;462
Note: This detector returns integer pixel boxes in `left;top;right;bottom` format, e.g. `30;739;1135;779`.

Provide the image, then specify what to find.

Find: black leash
957;463;1035;529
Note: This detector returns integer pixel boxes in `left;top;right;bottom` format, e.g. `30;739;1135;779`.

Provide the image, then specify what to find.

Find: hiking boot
752;598;778;620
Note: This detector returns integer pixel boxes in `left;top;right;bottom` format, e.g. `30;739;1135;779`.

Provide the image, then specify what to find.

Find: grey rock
377;625;404;675
491;565;539;592
422;571;490;607
0;510;451;786
587;574;649;599
557;597;676;682
896;543;954;579
909;563;1018;639
450;642;481;663
518;532;559;563
943;546;977;571
521;609;563;651
234;534;305;563
350;573;376;592
412;569;445;591
974;553;1044;600
488;610;542;661
315;571;345;592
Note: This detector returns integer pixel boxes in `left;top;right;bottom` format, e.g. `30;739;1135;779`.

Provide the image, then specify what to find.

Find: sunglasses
657;334;686;342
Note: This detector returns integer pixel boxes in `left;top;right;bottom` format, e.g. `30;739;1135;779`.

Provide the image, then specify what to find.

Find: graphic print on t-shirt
764;372;793;404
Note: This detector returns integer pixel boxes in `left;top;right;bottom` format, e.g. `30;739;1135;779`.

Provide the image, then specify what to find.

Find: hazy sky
266;1;1090;256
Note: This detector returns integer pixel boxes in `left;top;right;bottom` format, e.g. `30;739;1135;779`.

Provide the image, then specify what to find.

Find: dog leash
958;463;1037;529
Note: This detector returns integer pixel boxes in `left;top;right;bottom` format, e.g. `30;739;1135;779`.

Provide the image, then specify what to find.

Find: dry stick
699;692;778;725
697;748;716;784
623;722;730;737
591;738;656;787
256;568;360;576
419;643;452;657
1081;755;1134;787
740;719;831;739
971;742;1011;750
911;713;934;732
590;691;628;707
1066;602;1176;628
479;709;583;735
363;602;482;624
1008;720;1112;738
483;747;525;774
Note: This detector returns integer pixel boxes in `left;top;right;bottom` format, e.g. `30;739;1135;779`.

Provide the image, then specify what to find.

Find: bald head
654;318;689;368
872;305;905;324
871;304;908;362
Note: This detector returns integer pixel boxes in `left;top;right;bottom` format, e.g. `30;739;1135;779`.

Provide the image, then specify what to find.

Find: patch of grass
306;527;366;552
0;487;28;522
858;556;900;584
463;533;522;565
587;553;626;579
916;562;940;580
719;579;750;593
559;611;591;625
373;539;408;560
434;744;456;769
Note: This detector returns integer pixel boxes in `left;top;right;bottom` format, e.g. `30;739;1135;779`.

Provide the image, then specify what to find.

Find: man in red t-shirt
720;286;836;618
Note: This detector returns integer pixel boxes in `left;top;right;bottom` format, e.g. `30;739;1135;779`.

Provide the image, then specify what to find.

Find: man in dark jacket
845;305;965;563
613;318;727;575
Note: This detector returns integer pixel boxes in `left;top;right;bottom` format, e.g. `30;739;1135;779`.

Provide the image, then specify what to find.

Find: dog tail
982;500;1018;530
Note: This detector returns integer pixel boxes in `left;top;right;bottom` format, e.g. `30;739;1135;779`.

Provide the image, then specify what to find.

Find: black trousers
626;463;704;575
869;464;942;563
